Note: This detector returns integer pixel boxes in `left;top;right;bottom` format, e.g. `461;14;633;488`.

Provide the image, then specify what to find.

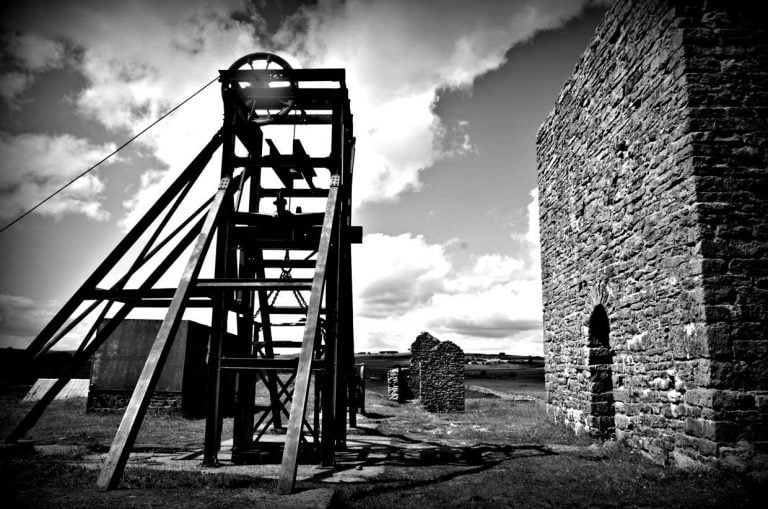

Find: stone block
684;417;717;440
712;390;755;411
684;388;717;407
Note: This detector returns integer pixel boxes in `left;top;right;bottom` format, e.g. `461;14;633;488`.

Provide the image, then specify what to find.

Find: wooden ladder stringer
277;177;341;495
95;176;235;490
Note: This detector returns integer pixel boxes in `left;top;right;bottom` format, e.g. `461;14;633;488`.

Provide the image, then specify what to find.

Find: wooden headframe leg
276;178;340;495
95;177;233;490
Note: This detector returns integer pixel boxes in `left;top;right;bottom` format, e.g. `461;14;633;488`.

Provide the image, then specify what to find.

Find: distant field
365;377;544;403
354;354;410;379
356;354;543;380
356;354;544;400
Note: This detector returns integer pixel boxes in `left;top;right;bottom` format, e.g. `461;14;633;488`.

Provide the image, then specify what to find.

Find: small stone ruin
388;331;465;412
387;367;409;403
421;340;465;413
408;331;440;398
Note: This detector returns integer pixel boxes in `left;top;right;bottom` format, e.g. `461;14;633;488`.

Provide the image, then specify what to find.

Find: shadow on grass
359;411;392;419
305;424;556;500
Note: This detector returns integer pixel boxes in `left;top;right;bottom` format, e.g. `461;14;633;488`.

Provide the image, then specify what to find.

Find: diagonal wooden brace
277;176;340;494
25;132;222;358
95;177;233;490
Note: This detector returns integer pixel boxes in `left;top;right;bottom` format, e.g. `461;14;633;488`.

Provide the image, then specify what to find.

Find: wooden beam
233;155;331;170
6;216;205;443
265;139;297;189
259;258;316;268
258;188;328;198
292;139;317;189
277;178;339;495
220;357;325;371
25;132;222;357
95;177;233;490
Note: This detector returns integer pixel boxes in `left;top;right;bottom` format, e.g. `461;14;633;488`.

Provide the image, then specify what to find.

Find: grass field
2;384;766;508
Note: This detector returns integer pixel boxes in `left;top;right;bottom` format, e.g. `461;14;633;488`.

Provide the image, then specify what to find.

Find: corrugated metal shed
22;378;89;402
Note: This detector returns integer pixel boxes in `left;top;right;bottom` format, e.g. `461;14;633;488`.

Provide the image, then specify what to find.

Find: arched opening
588;304;610;349
586;304;614;438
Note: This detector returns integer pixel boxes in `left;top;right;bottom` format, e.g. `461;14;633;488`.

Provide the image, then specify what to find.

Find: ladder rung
220;357;325;371
259;259;316;268
267;306;323;315
257;113;333;125
230;212;324;227
233;226;363;248
233;155;332;170
255;341;303;348
114;299;212;308
245;239;321;250
197;279;312;291
259;188;328;198
255;321;307;327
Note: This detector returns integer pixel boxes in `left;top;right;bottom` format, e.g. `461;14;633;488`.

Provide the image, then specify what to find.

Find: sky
0;0;609;355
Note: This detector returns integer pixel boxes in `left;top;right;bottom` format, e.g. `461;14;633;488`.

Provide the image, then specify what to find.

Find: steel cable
0;76;219;234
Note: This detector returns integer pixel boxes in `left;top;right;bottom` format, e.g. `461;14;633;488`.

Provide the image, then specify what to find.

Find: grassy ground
2;383;767;508
330;391;767;508
466;378;545;399
0;392;233;450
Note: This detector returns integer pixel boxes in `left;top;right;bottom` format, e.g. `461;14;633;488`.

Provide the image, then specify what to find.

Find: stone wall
537;0;767;469
681;2;768;469
387;367;410;403
421;341;465;413
87;390;183;414
408;331;440;398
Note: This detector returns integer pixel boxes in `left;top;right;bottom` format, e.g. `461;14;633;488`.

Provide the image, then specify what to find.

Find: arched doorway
587;304;614;437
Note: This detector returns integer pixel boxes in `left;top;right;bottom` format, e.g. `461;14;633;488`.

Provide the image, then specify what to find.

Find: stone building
537;0;767;469
421;340;465;413
407;331;440;399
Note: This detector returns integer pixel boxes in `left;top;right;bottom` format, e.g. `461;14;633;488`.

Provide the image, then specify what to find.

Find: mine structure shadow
312;424;555;500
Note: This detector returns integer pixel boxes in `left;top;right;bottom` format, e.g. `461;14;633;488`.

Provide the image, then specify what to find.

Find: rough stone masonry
421;340;466;413
388;332;465;412
388;367;410;403
537;0;767;470
408;331;440;399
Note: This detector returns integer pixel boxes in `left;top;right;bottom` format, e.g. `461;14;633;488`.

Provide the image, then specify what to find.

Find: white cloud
511;187;541;270
0;132;115;221
355;233;451;318
67;2;260;229
2;0;594;223
0;33;66;105
353;188;543;354
2;0;263;228
275;0;595;205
